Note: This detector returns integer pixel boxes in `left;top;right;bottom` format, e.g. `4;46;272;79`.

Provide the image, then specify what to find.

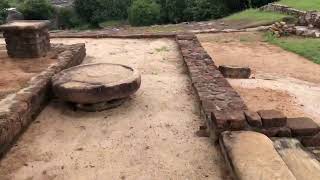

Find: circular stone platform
52;63;141;106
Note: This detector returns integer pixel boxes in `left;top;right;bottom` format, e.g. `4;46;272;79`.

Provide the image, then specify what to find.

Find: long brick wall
176;34;249;139
0;43;86;156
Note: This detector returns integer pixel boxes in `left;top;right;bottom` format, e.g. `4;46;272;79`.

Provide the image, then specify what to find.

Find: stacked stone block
0;20;51;58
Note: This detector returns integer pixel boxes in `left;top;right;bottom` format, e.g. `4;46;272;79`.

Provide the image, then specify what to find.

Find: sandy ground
198;32;320;123
0;45;57;100
0;38;227;180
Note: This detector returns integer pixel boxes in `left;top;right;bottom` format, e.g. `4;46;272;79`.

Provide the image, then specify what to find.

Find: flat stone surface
258;110;287;128
287;117;320;137
244;110;262;127
0;20;50;31
220;131;296;180
52;63;141;104
274;138;320;180
218;65;251;79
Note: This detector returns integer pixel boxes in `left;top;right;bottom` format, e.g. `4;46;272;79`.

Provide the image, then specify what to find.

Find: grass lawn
265;33;320;64
278;0;320;11
224;9;289;25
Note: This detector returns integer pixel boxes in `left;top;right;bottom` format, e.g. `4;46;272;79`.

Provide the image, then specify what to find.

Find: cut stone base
218;65;251;79
75;98;126;112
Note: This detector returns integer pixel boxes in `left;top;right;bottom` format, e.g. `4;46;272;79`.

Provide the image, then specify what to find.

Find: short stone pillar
0;20;50;58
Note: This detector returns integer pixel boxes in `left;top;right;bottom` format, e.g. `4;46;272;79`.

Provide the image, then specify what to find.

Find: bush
249;0;278;8
0;0;9;24
156;0;187;23
74;0;104;27
56;7;83;29
19;0;55;20
184;0;230;21
128;0;161;26
99;0;133;21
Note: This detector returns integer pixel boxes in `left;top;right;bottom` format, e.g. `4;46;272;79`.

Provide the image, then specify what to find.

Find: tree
0;0;9;24
19;0;55;20
74;0;104;28
128;0;161;26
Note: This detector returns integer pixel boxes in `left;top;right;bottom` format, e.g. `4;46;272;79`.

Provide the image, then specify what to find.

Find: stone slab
287;117;320;137
52;63;141;104
259;127;292;137
274;138;320;180
0;20;50;31
300;132;320;147
258;110;287;128
220;131;296;180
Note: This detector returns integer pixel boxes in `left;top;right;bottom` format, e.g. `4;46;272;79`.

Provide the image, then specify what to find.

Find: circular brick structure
52;63;141;111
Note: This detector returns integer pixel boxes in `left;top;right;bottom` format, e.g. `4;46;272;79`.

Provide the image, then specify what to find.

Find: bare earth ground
0;45;57;100
0;38;227;180
198;32;320;123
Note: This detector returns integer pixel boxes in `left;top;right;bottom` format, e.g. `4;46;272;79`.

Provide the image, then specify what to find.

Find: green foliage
74;0;103;27
74;0;132;27
189;0;230;21
19;0;54;20
56;7;83;29
156;0;187;23
128;0;161;26
0;0;9;24
249;0;277;8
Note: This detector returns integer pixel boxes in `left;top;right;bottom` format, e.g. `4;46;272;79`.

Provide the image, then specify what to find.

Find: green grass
265;33;320;64
224;9;289;24
278;0;320;11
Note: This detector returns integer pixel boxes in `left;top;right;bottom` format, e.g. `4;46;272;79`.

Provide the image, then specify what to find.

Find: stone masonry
0;20;51;58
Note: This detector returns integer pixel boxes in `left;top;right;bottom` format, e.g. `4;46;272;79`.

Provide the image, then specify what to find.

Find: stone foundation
0;21;51;58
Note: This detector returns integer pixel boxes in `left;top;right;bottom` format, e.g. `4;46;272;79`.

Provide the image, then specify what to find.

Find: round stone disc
52;63;141;104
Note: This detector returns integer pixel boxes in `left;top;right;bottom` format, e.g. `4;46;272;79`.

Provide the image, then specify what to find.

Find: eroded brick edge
0;43;86;156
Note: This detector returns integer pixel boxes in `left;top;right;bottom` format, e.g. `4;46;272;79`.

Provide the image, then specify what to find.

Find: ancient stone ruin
52;63;141;111
0;20;51;58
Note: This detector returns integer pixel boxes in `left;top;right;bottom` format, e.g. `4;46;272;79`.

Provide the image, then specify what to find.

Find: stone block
258;110;287;128
300;133;320;147
287;117;320;137
211;110;246;131
218;65;251;79
244;110;262;127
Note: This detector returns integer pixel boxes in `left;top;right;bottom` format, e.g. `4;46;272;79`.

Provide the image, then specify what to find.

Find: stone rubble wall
260;3;306;17
0;43;86;156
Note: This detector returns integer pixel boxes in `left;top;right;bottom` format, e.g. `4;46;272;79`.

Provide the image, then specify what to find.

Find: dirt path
198;32;320;123
0;38;227;180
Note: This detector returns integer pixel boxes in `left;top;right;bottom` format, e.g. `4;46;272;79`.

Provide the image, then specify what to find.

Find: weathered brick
287;117;320;137
258;110;287;128
244;110;262;127
211;110;246;130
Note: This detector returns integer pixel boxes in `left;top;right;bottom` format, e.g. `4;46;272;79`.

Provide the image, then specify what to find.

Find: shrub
156;0;187;23
99;0;133;21
249;0;278;8
56;7;83;29
19;0;55;20
128;0;161;26
184;0;230;21
0;0;9;24
74;0;105;28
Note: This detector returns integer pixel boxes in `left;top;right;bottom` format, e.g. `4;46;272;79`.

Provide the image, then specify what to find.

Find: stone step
274;138;320;180
220;131;296;180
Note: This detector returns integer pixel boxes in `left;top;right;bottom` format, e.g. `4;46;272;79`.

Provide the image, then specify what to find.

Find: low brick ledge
176;34;248;139
0;43;86;156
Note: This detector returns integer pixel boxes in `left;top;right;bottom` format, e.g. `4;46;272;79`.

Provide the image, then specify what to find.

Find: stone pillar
0;20;50;58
